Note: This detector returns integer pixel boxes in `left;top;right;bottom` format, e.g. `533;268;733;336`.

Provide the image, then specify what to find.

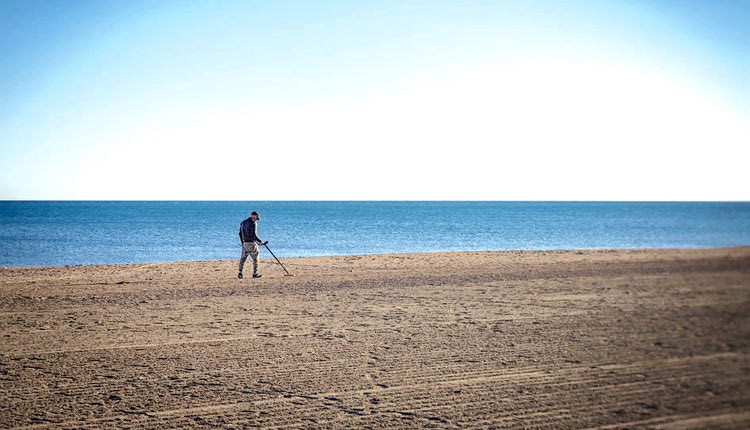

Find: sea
1;201;749;267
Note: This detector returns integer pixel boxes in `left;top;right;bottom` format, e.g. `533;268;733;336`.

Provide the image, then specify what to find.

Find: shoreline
1;246;749;428
3;245;749;270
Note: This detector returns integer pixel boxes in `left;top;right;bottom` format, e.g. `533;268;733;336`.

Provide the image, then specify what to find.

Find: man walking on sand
238;211;267;279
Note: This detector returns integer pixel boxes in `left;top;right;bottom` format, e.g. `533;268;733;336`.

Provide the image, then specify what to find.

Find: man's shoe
238;272;243;279
252;273;262;278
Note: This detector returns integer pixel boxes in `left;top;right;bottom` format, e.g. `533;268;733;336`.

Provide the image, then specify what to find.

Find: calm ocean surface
1;201;749;267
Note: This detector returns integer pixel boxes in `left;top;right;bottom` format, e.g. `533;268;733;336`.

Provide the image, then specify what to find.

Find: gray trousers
239;242;259;274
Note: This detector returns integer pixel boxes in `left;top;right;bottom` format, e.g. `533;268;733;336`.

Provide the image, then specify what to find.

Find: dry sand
1;247;749;429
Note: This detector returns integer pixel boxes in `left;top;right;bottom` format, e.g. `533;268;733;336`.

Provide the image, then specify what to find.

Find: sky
1;0;748;200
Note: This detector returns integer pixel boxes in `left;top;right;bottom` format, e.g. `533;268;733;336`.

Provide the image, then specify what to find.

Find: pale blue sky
1;0;748;199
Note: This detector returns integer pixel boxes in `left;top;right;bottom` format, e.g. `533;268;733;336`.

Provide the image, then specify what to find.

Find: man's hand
262;241;269;246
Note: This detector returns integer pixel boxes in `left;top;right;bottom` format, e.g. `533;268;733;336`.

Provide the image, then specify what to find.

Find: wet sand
1;247;749;429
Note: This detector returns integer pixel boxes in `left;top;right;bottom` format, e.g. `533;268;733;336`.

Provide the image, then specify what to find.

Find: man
238;211;267;279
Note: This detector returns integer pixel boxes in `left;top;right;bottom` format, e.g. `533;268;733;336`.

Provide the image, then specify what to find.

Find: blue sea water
1;201;749;267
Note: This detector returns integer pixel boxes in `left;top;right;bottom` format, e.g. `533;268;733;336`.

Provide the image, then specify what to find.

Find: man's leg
239;243;249;277
250;243;260;276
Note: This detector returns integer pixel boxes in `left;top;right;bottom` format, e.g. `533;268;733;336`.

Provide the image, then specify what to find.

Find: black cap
251;211;260;219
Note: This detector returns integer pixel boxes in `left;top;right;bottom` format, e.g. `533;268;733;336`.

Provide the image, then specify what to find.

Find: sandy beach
1;247;749;429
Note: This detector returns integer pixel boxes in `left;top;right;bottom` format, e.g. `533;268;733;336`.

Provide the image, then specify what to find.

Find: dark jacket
239;218;262;244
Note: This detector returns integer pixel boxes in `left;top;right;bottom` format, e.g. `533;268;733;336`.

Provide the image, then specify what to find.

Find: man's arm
252;222;267;245
252;222;262;243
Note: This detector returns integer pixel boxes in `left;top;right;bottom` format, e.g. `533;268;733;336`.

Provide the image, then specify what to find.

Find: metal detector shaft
263;243;292;276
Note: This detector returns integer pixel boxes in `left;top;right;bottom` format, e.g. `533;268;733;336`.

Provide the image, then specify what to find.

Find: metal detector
263;243;294;276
